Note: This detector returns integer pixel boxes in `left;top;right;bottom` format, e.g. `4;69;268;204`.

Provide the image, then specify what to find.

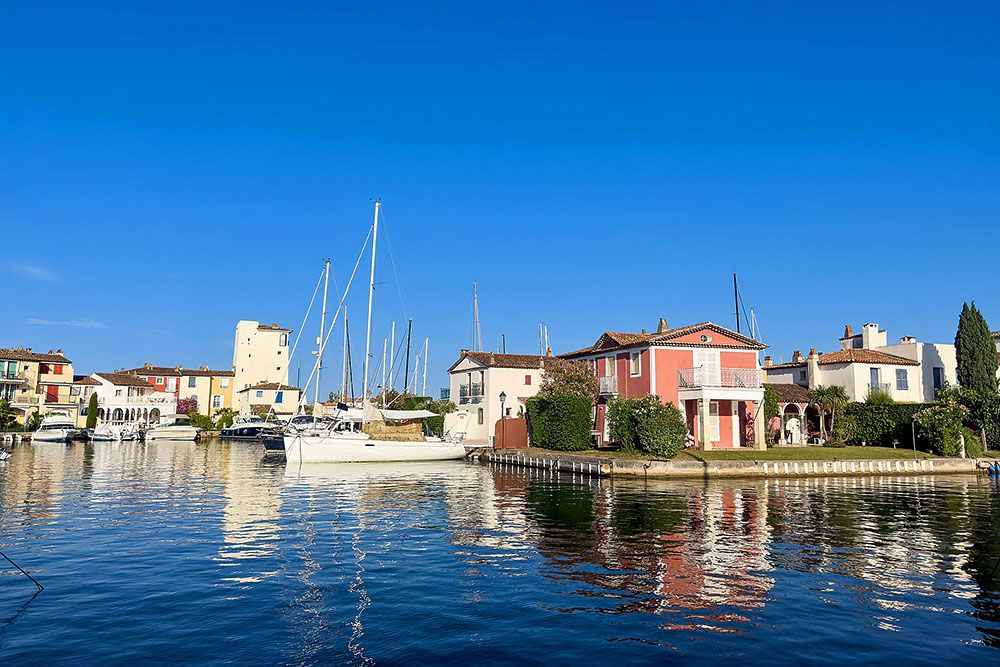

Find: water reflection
1;442;999;663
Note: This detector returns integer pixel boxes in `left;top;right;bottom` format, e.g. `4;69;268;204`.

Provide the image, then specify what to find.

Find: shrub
0;400;17;431
215;408;236;430
964;427;985;458
865;388;894;405
85;393;99;429
844;403;926;447
915;396;968;456
607;394;687;458
177;397;198;415
426;399;455;438
526;394;591;451
187;413;215;430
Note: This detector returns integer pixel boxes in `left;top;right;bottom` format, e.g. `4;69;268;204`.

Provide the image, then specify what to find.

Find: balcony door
695;350;721;387
870;367;881;390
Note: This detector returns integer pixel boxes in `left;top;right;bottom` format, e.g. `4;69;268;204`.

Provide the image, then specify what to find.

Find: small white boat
283;419;466;464
0;449;11;462
32;412;76;443
145;423;200;441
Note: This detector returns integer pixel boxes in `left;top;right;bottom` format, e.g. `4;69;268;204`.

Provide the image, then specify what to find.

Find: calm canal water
1;441;999;665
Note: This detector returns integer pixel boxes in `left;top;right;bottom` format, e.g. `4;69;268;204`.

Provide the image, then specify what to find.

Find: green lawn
687;446;935;461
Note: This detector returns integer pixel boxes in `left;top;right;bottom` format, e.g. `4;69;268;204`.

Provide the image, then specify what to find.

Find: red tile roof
0;347;72;363
179;368;235;377
238;382;299;393
765;349;919;369
95;372;154;387
561;322;766;358
128;364;183;376
448;351;553;372
765;382;810;404
257;323;292;332
72;375;101;386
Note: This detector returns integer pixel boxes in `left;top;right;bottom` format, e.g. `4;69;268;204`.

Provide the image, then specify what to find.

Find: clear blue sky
3;1;999;397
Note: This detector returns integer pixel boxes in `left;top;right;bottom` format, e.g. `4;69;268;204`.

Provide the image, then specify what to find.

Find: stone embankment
467;448;987;479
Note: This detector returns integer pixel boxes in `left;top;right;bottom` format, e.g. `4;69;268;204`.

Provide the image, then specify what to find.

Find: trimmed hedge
607;394;687;458
526;394;591;451
844;402;928;447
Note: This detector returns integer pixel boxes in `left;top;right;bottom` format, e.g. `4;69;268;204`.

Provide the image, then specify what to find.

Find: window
630;352;641;376
477;407;484;425
70;385;81;396
256;390;264;398
155;377;163;384
933;367;945;390
279;333;288;346
870;367;881;388
605;356;616;376
275;391;283;404
188;377;197;388
798;370;807;383
212;395;222;409
524;374;531;385
52;364;63;375
167;378;177;391
505;407;511;416
39;363;49;374
115;389;122;397
220;378;230;388
896;369;908;391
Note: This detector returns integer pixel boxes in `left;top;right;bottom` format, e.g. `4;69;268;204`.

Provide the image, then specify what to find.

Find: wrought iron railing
459;383;484;398
677;367;762;389
598;376;618;395
868;383;891;394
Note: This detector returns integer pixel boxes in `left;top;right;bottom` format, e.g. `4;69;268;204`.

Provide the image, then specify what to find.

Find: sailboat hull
283;434;467;464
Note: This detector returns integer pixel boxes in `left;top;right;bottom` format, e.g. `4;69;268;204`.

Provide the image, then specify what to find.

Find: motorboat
145;422;200;441
221;415;283;440
32;412;77;443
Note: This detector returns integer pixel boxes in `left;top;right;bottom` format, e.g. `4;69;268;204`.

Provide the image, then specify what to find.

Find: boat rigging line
0;549;43;591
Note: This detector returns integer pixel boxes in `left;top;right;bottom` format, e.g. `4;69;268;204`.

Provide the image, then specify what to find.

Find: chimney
56;348;62;354
487;353;496;365
763;355;772;367
792;350;804;363
843;324;853;338
807;348;821;388
901;336;916;344
656;317;669;334
641;328;647;335
808;347;817;357
48;349;53;354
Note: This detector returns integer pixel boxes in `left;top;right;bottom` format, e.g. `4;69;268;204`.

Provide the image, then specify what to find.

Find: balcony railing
458;383;484;399
598;375;618;395
868;383;891;394
678;367;762;389
0;372;28;383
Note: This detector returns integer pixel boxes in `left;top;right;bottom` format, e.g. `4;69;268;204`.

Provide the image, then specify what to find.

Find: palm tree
808;385;849;442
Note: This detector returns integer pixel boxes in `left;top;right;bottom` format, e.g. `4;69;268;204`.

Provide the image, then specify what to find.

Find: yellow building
237;382;301;418
179;366;235;415
0;347;77;425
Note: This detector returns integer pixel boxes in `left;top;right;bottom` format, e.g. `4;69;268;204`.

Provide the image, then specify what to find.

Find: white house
84;372;178;426
237;382;301;418
444;351;551;445
764;323;955;402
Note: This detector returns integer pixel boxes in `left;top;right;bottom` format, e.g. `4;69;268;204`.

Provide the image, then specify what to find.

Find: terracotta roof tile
0;347;71;363
257;323;292;332
238;382;299;393
449;351;553;372
817;349;918;366
561;321;766;358
95;372;154;387
128;364;183;376
179;368;235;377
72;375;101;386
765;382;810;404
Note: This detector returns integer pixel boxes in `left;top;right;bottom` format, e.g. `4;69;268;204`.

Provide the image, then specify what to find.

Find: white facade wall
879;340;956;401
763;366;808;387
238;386;300;416
92;376;177;425
232;321;291;392
445;359;543;444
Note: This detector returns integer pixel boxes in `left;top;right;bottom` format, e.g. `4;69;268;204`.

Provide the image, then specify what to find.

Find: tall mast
341;305;349;401
733;273;741;334
389;321;396;391
421;336;429;396
544;324;549;353
412;354;420;396
314;259;330;411
362;201;380;403
403;319;412;394
472;282;482;352
381;338;388;406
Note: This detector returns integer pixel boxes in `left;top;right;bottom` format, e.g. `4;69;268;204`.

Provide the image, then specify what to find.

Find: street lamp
499;391;507;448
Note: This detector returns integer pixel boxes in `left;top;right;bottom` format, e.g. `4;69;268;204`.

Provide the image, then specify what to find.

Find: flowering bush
915;394;968;456
176;397;198;415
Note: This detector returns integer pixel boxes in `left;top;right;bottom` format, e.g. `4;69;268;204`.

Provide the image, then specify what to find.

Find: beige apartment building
0;347;78;424
232;321;293;393
237;382;300;418
179;367;235;414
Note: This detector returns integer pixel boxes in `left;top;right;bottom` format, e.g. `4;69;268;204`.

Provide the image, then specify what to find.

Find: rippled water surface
2;441;1000;665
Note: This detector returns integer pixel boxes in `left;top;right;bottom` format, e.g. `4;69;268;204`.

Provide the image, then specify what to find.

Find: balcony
868;383;891;394
677;367;762;390
0;372;28;384
598;375;618;395
458;383;484;399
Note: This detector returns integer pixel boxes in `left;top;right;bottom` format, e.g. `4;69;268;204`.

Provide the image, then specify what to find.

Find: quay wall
467;448;986;479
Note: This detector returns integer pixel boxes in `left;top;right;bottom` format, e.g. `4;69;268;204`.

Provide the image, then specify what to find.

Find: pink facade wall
654;348;693;406
720;350;758;369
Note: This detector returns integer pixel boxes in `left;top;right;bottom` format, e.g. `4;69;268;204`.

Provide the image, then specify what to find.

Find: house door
695;350;721;386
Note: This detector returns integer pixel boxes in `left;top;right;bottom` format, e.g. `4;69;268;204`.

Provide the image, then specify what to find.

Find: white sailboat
32;411;77;443
282;201;466;464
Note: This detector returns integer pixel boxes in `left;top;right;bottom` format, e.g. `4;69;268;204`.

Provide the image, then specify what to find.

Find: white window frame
896;369;908;391
220;378;230;388
212;395;222;409
629;351;641;377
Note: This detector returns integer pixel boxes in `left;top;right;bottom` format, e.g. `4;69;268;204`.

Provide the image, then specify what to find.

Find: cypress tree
955;302;999;393
86;392;99;429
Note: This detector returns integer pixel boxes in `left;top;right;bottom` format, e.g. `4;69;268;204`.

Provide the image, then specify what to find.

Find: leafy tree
215;408;237;430
26;411;43;432
186;413;215;430
955;302;999;393
85;393;99;429
0;400;17;431
607;394;687;457
808;385;849;442
539;358;596;400
915;392;968;456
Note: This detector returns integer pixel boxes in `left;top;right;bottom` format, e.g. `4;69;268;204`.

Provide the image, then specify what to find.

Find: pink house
562;318;768;450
